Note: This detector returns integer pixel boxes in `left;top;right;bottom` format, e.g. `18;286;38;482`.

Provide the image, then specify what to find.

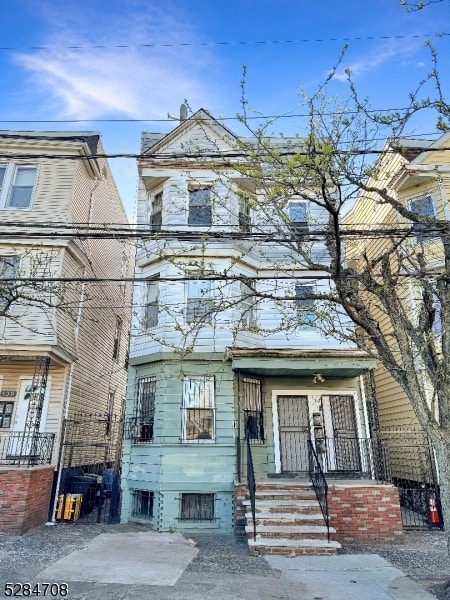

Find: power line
0;145;449;161
0;32;447;52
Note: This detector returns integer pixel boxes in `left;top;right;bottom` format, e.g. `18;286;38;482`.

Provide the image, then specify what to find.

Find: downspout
47;361;75;524
47;268;86;524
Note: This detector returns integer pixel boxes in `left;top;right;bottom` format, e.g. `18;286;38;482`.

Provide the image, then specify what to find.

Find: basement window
131;490;154;520
180;493;215;521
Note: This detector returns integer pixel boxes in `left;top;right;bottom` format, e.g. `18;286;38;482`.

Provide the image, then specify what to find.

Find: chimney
180;103;188;121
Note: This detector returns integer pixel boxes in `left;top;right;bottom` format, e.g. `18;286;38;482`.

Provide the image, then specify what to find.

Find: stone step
243;499;322;514
245;512;325;526
248;537;341;556
256;481;312;491
255;489;316;500
245;524;335;539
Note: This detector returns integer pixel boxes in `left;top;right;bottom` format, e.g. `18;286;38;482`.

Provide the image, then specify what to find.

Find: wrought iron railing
316;436;374;478
246;427;257;541
308;440;330;542
124;412;154;443
0;431;55;466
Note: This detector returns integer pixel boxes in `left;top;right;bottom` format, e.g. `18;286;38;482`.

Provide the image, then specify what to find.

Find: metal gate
53;412;123;524
329;394;361;472
376;428;443;529
278;396;309;472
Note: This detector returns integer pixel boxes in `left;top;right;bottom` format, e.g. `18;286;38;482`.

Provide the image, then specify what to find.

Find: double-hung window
112;318;122;360
240;280;257;328
188;187;212;226
0;256;19;310
186;278;213;323
238;194;251;232
409;195;436;238
295;284;315;326
131;376;156;442
143;277;159;328
289;201;309;235
182;376;215;442
150;191;163;231
0;164;38;210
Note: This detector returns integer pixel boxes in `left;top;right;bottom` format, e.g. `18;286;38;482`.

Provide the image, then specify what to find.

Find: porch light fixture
312;373;325;384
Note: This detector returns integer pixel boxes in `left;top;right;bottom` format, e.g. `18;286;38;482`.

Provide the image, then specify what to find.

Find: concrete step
248;537;341;556
255;489;316;500
243;499;322;514
245;512;325;526
245;524;335;539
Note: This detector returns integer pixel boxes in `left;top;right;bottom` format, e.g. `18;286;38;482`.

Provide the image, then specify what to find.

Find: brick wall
234;483;248;535
0;467;55;534
328;483;403;544
234;482;403;544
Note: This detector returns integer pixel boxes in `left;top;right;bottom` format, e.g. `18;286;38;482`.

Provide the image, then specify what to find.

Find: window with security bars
188;187;212;226
182;376;215;442
180;493;214;521
186;278;213;323
129;377;156;442
131;490;154;520
243;377;264;443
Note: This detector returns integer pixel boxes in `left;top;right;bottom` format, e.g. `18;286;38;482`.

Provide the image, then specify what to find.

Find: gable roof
141;109;239;156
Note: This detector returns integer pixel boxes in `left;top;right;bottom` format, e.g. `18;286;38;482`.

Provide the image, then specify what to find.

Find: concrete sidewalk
16;530;436;599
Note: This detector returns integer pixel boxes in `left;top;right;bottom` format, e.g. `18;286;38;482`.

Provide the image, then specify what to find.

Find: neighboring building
121;110;388;549
343;133;450;525
0;132;133;534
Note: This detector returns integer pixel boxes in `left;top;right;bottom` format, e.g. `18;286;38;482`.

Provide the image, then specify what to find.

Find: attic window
188;186;212;226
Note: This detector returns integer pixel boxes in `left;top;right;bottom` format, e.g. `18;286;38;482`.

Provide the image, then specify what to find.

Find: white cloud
332;40;423;82
11;1;220;120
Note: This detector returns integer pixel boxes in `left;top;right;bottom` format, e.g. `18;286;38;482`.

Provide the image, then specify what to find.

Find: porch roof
226;347;376;378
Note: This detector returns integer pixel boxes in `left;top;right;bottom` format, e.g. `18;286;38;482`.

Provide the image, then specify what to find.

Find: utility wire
0;32;447;52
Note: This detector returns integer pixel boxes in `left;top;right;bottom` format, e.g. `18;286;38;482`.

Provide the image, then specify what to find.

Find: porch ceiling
227;348;376;378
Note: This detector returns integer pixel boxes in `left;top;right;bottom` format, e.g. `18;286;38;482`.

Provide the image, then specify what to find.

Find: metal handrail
246;427;257;540
0;431;55;466
308;440;330;543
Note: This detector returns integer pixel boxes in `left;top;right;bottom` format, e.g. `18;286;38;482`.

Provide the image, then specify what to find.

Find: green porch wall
238;375;362;480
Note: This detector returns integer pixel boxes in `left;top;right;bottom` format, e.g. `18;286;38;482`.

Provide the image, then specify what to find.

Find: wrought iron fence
55;412;123;525
0;431;55;466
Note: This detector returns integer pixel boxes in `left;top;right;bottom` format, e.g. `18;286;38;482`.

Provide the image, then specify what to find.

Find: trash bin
67;475;98;516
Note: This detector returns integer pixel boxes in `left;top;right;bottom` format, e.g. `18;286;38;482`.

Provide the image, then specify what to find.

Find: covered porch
228;347;377;482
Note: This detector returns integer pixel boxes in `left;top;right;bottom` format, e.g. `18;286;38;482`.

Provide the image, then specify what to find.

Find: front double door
277;394;361;474
278;395;310;473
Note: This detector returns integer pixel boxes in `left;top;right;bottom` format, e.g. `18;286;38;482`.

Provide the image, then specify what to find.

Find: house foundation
0;466;54;534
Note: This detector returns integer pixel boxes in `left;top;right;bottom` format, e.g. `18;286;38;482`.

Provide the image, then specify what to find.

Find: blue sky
1;0;450;218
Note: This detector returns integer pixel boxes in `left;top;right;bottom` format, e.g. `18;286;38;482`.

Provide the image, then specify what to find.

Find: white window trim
182;376;215;443
0;163;38;210
185;276;214;324
187;182;213;227
407;192;437;245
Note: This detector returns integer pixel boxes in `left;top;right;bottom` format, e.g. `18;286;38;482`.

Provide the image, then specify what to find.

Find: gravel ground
0;523;449;598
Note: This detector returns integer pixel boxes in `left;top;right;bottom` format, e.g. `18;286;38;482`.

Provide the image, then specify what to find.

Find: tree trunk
433;439;450;553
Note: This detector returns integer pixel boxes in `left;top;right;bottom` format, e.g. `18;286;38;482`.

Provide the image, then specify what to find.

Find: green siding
122;358;236;531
